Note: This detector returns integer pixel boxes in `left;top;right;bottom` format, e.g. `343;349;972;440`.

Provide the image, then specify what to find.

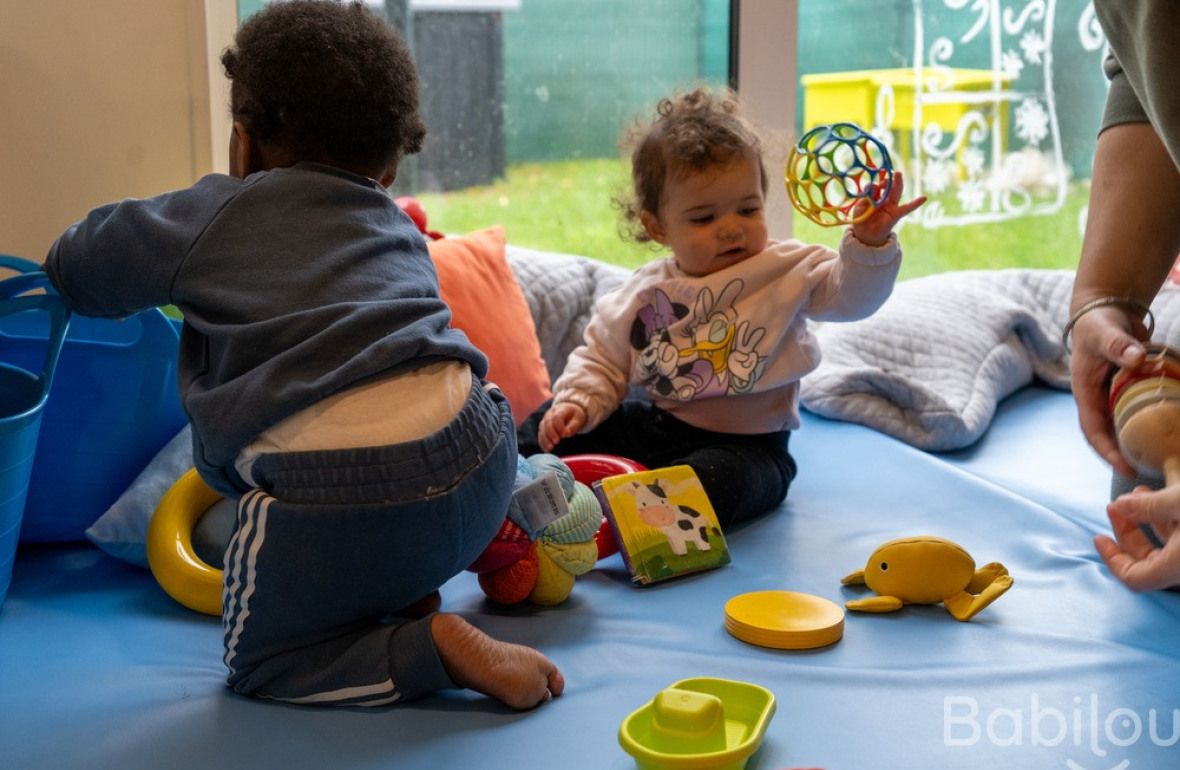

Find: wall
0;0;236;262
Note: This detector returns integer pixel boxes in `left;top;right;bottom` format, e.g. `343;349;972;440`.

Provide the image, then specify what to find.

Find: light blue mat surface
2;386;1178;770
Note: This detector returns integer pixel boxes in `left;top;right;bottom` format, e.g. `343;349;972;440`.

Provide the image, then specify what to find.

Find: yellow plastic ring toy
146;468;225;616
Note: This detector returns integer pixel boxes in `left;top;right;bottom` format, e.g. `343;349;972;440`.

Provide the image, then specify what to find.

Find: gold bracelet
1062;296;1155;353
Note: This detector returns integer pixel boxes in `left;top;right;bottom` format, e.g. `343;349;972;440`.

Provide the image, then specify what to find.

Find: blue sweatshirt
45;162;487;495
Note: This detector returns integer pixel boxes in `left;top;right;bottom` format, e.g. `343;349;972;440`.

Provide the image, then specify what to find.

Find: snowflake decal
897;3;1068;227
1020;29;1047;64
870;125;896;157
1001;49;1024;80
957;179;987;213
962;147;986;177
1015;98;1050;146
922;159;954;194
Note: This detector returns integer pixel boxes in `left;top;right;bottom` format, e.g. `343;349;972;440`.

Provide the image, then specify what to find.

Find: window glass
237;0;731;269
403;0;731;269
234;1;1108;277
794;0;1108;277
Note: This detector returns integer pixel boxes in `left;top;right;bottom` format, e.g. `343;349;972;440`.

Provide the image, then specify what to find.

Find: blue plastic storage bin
0;256;187;543
0;269;69;608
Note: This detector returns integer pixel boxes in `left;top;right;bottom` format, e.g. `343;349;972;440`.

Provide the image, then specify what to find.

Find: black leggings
517;399;796;528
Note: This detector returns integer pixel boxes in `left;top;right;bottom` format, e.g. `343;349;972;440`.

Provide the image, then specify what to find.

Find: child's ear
640;210;667;245
229;121;255;179
377;160;398;189
231;121;250;179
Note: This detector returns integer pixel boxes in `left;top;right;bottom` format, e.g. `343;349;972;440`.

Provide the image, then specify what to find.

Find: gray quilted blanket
507;244;628;384
800;269;1180;450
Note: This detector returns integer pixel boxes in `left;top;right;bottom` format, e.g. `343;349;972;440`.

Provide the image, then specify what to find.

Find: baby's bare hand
538;403;587;452
852;170;926;247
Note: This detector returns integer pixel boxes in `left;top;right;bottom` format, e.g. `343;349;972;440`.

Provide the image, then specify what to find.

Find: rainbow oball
785;123;894;227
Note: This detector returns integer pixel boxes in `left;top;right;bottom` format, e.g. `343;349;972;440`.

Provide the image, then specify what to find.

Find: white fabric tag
507;472;569;537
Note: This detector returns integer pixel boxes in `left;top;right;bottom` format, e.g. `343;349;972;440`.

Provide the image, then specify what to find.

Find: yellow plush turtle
841;536;1013;621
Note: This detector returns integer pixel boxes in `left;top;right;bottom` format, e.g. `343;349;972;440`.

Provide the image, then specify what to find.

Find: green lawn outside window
419;158;1088;280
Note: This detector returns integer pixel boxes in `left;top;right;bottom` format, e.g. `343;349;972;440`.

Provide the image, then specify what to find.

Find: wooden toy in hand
1111;343;1180;484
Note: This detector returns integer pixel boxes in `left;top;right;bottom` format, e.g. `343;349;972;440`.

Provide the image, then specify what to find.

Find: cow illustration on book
594;465;730;585
627;479;714;556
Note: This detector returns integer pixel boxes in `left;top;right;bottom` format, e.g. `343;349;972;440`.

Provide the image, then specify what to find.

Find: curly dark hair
617;87;768;243
221;0;426;175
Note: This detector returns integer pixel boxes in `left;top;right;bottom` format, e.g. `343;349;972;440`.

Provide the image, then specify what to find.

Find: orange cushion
428;226;551;425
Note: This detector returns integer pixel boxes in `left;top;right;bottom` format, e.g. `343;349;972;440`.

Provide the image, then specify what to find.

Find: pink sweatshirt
553;230;902;434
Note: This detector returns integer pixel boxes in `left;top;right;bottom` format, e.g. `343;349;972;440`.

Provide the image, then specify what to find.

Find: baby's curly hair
618;87;767;243
221;0;426;174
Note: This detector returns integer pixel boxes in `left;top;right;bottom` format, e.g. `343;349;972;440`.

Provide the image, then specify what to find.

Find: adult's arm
1069;2;1180;472
1069;124;1180;475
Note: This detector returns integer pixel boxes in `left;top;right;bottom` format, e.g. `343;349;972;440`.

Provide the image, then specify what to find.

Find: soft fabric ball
540;482;602;544
526;453;575;498
467;517;531;574
469;453;609;606
542;539;599;577
529;544;578;606
479;544;540;605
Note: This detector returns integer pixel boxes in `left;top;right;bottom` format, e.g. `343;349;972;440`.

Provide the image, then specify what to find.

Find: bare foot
431;612;564;710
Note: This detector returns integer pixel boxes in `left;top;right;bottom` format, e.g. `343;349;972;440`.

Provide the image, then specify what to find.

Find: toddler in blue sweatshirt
45;0;561;710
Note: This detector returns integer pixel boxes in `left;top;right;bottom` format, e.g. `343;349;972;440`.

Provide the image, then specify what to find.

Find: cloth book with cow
592;465;730;586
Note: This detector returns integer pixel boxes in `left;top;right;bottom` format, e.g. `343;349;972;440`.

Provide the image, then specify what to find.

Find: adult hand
1067;305;1150;478
537;402;587;452
851;170;926;247
1095;484;1180;591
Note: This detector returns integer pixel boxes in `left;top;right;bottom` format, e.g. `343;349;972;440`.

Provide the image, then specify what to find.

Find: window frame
734;0;799;240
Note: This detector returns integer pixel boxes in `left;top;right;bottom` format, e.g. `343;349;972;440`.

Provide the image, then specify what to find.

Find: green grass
417;158;655;271
419;158;1090;279
792;184;1091;280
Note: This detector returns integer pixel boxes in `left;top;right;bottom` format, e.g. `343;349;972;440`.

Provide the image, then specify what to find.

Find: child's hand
851;170;926;247
538;403;587;452
1095;484;1180;591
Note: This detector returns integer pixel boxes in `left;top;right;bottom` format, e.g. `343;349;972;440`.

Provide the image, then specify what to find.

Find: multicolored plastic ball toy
785;123;894;227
